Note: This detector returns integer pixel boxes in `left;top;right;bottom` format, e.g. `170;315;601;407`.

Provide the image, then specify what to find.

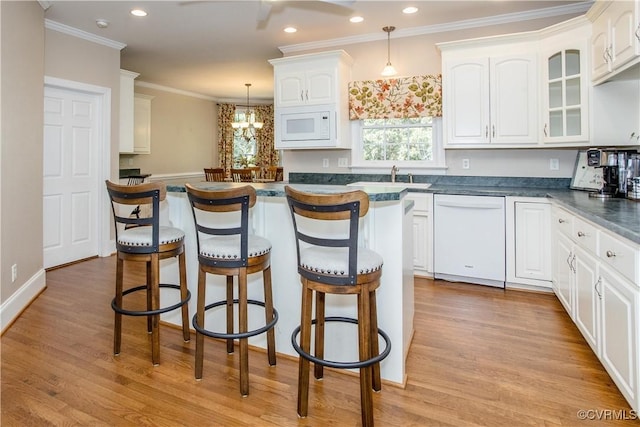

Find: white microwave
277;105;335;145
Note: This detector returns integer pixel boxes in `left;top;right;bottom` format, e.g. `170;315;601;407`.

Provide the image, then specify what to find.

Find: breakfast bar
158;182;415;385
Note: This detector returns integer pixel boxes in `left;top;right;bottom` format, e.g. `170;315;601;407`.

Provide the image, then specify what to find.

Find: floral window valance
348;74;442;120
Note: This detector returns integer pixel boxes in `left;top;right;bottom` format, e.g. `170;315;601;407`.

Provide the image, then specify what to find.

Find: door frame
44;76;112;261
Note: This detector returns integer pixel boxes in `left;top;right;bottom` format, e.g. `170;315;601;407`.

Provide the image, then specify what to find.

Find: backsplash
288;173;572;189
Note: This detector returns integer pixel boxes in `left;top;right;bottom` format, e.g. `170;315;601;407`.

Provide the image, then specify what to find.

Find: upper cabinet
133;94;153;154
540;32;590;144
589;0;640;84
119;69;139;154
269;50;353;149
441;52;538;147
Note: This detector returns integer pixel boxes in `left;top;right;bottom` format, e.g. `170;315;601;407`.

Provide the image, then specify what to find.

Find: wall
1;2;45;314
281;14;587;178
44;28;121;181
119;86;217;176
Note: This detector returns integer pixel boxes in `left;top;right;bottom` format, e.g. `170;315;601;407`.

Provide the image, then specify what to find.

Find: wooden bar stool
284;185;391;427
185;183;278;396
105;181;191;366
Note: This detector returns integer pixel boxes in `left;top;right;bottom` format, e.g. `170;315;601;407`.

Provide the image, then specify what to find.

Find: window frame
349;117;446;172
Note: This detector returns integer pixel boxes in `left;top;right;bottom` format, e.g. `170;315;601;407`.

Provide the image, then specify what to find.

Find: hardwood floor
2;256;637;426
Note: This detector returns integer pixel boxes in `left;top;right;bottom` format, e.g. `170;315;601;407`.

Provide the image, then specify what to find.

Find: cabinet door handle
603;49;609;63
566;252;575;272
606;250;616;258
485;125;489;138
594;277;602;299
543;124;548;137
571;254;576;272
305;90;309;101
300;91;304;101
635;23;640;42
492;125;496;138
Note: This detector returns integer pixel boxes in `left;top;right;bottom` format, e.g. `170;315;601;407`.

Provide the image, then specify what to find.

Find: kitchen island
159;182;415;386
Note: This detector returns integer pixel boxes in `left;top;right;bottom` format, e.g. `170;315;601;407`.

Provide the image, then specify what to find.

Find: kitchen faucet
391;165;399;182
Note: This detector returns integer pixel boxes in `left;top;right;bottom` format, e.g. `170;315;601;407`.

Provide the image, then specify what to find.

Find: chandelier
232;83;263;142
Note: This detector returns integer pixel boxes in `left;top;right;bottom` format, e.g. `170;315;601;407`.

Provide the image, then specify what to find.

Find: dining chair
231;168;254;182
266;166;284;181
204;168;225;182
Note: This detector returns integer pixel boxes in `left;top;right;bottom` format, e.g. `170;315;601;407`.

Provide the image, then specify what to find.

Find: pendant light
231;83;263;142
381;26;397;77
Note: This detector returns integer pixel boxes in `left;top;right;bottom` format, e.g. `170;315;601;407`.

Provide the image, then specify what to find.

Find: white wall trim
147;171;205;182
45;19;127;50
135;81;217;101
44;76;112;260
278;2;593;54
1;269;46;334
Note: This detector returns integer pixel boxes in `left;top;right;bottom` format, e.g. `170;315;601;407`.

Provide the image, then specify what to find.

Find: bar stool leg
297;280;313;417
263;266;276;366
179;251;190;342
314;292;325;380
150;253;161;366
114;256;124;356
146;261;152;333
239;268;249;396
370;289;381;392
226;275;235;354
358;289;374;427
195;266;207;380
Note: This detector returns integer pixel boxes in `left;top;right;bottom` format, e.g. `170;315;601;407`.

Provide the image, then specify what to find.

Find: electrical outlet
550;158;559;171
322;158;329;168
338;157;348;168
462;158;470;169
11;264;17;282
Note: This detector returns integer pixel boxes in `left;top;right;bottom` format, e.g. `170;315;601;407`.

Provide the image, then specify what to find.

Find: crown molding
134;81;218;101
45;19;126;50
278;1;594;54
38;1;52;11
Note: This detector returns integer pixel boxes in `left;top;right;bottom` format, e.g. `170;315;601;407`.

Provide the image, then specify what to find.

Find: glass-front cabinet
542;41;589;144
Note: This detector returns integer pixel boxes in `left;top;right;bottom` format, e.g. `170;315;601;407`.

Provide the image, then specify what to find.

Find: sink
347;181;432;190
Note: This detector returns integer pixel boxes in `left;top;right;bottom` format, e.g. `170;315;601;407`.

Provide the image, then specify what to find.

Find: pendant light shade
381;26;397;77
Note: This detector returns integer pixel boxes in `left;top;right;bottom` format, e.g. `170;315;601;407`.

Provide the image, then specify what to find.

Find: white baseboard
1;268;46;334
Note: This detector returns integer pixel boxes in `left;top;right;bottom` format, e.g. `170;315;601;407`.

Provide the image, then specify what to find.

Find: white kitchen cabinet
589;0;640;84
540;38;590;144
119;69;139;154
270;50;352;109
406;193;433;277
506;198;552;290
133;94;153;154
599;262;638;408
269;50;352;149
441;54;538;147
551;202;640;411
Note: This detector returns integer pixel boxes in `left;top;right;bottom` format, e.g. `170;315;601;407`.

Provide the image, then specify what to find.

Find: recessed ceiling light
130;9;147;17
403;6;418;14
284;27;297;33
350;16;364;23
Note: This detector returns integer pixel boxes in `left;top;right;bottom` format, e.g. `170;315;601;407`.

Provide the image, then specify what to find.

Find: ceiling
43;1;592;101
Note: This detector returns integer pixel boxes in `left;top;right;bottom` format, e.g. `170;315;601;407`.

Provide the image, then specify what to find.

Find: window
351;117;445;169
232;109;256;167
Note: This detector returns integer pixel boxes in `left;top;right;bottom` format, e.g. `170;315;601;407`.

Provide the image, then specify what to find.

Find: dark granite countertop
168;174;640;245
166;181;407;203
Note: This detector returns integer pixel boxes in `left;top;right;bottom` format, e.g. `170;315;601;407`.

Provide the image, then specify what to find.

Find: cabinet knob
577;231;585;237
558;218;565;223
606;250;616;258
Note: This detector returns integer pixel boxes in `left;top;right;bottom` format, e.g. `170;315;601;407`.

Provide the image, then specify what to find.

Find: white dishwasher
433;194;506;288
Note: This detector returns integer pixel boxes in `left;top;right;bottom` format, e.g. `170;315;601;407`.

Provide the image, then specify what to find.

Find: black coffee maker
587;149;634;198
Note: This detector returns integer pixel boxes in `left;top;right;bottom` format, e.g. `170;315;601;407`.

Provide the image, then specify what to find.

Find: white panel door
43;86;100;268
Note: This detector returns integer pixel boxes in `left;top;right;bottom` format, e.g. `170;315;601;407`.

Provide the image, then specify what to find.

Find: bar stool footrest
111;284;191;317
192;299;278;340
291;316;391;369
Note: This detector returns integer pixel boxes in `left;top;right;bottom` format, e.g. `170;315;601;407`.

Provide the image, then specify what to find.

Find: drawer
573;217;598;254
599;232;639;284
406;193;431;212
552;207;574;238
